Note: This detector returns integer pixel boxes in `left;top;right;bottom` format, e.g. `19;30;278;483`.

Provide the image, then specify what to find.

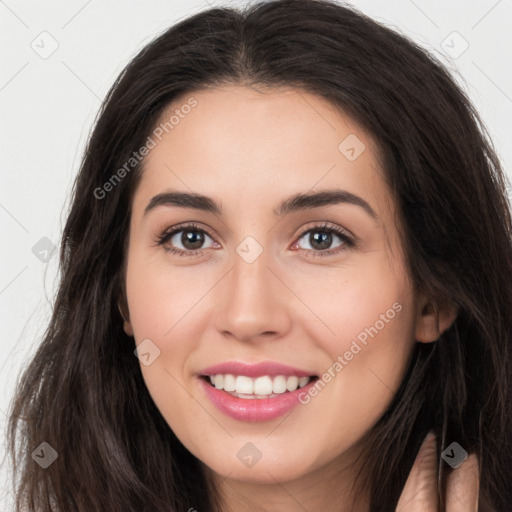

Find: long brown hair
7;0;512;510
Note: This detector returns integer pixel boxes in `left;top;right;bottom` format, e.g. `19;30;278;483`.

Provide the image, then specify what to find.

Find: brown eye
156;223;219;256
294;224;354;256
175;229;207;250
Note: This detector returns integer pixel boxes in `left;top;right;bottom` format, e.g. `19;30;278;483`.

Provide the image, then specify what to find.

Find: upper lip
199;361;317;378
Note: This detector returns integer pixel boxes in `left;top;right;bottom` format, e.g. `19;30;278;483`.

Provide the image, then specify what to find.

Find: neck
205;443;371;512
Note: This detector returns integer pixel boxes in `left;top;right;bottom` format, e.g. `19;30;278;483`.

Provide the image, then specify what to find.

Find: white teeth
223;373;236;392
286;376;299;391
254;376;273;395
272;375;287;394
298;376;310;388
206;373;313;397
214;374;224;390
235;375;254;394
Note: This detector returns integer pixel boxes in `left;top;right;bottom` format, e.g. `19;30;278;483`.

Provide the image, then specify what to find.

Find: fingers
396;432;481;512
396;431;438;511
445;452;479;512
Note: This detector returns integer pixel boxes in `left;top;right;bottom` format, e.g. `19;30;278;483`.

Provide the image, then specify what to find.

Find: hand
396;432;480;511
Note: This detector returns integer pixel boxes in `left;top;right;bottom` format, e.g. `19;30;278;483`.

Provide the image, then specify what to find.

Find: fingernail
423;430;436;443
414;431;436;464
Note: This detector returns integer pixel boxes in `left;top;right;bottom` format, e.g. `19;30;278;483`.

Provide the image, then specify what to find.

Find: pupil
183;230;204;249
179;230;333;251
311;231;331;250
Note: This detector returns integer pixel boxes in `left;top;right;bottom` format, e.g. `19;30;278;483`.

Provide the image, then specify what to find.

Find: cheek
124;253;205;431
291;260;416;436
125;248;208;341
124;251;190;374
292;257;414;361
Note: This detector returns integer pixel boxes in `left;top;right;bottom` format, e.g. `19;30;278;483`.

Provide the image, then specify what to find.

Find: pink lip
199;360;315;378
198;376;318;422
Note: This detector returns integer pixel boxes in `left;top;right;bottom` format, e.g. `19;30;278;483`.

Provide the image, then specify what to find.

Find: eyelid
295;221;354;242
154;221;216;247
292;221;356;256
156;220;211;235
155;221;356;257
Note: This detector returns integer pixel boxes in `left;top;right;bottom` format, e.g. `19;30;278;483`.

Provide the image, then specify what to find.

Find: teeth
235;375;253;394
206;374;313;396
273;375;287;394
298;376;310;388
287;376;299;390
254;376;273;395
223;373;236;392
214;374;224;390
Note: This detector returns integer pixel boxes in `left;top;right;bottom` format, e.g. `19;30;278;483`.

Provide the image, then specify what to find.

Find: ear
118;297;134;337
116;263;134;337
414;296;458;343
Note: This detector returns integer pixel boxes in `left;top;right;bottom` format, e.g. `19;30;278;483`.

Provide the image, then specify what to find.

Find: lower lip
198;377;317;422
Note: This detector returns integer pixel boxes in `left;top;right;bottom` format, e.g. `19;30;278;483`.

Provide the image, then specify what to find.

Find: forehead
133;84;391;220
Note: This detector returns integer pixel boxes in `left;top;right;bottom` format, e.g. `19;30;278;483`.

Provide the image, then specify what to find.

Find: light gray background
1;0;511;507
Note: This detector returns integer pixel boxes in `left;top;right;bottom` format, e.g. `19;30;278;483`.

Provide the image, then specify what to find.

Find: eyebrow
143;189;377;219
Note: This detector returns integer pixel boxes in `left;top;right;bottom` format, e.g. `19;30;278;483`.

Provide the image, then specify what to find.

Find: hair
6;0;512;510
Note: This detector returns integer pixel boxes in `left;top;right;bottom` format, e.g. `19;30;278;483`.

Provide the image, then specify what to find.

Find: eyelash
154;222;355;258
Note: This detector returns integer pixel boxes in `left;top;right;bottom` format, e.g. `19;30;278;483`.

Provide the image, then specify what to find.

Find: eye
292;222;355;257
155;223;219;257
155;221;355;258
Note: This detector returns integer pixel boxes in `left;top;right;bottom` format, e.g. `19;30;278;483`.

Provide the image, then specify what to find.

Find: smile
205;374;313;397
197;361;319;422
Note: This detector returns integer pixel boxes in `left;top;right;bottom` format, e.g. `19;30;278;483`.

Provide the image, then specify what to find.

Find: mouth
197;361;321;421
200;373;319;399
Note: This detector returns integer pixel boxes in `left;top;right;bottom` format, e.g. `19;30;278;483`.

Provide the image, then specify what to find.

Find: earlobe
123;319;134;337
118;301;134;337
415;299;458;343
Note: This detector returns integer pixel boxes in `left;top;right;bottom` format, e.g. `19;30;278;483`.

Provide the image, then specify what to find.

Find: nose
213;248;292;343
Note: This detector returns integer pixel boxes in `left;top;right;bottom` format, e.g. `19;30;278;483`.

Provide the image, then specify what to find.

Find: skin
121;84;476;511
398;433;479;511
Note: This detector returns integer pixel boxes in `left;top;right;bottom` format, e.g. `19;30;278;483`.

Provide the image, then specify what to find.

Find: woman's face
123;85;430;486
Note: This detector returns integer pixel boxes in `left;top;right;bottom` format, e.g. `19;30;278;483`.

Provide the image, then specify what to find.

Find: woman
7;0;512;510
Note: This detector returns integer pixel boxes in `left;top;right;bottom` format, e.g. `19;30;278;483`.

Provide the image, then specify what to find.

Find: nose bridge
231;245;272;304
213;238;291;341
